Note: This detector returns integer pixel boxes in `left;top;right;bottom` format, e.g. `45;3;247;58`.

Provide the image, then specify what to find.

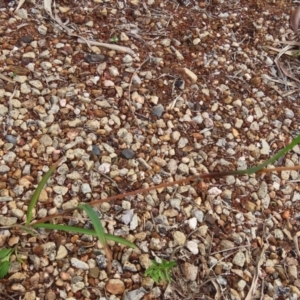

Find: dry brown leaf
291;6;300;33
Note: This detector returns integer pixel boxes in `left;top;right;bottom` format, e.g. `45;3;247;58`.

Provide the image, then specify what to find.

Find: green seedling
0;248;14;279
0;160;136;279
145;259;176;284
110;35;118;43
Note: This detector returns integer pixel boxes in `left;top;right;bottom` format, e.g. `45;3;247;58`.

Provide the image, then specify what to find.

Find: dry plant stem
245;244;268;300
77;38;135;55
32;165;300;225
293;232;300;256
0;73;15;83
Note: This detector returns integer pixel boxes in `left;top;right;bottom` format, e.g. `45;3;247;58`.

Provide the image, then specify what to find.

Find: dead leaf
290;5;300;33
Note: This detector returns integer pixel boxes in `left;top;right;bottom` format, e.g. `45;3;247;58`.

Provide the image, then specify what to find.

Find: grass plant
144;259;176;284
1;134;300;279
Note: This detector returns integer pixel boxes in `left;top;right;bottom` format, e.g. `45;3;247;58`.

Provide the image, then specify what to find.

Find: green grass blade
104;233;137;248
246;134;300;174
0;261;10;279
230;134;300;176
33;223;136;248
26;162;59;225
78;204;107;247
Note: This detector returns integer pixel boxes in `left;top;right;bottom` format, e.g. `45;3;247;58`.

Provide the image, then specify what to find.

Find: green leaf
33;223;136;249
0;261;10;279
77;204;107;247
104;233;136;249
26;162;59;225
144;259;176;284
0;248;13;260
234;134;300;176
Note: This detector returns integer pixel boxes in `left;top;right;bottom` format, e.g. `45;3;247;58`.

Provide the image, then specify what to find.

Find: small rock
120;209;134;225
108;66;119;77
14;75;27;83
257;181;268;199
24;291;36;300
40;134;53;147
0;216;17;226
3;151;16;163
260;139;270;155
193;210;204;222
204;117;214;128
178;163;189;175
5;135;17;144
183;262;198;281
161;38;171;47
288;265;298;279
123;261;137;272
130;213;139;230
11;283;26;293
178;137;188;148
173;231;186;246
220;239;235;250
237;279;246;291
152;104;164;118
123;288;147;300
121;149;135;159
89;267;100;279
183;67;198;83
123;54;133;64
18;35;33;44
71;282;84;293
53;186;68;195
230;288;241;300
41;242;56;255
81;183;92;194
40;61;52;70
70;258;89;270
84;54;107;63
106;279;125;295
56;245;68;260
139;254;151;269
186;240;199;255
232;252;245;267
187;217;197;230
149;238;163;250
245;201;256;212
284;108;294;119
38;24;47;35
274;229;284;240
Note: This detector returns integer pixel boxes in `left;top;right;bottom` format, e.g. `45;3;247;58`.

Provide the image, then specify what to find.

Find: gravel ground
1;0;300;299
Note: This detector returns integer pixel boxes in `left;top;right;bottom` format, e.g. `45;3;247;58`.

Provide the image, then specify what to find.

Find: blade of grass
78;203;112;272
30;134;300;223
33;223;136;248
78;204;107;247
244;134;300;175
203;134;300;178
26;160;61;225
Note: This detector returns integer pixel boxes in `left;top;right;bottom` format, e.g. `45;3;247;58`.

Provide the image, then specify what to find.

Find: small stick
32;165;300;225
